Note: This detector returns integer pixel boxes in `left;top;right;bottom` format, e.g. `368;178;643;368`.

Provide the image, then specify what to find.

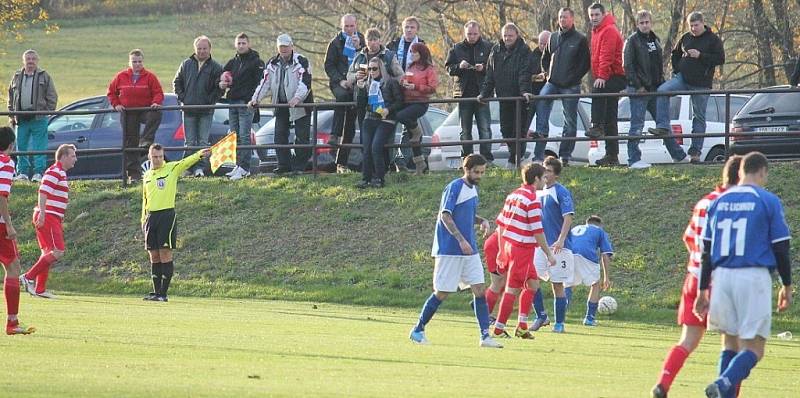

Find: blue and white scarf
396;36;419;70
342;31;358;66
367;80;385;116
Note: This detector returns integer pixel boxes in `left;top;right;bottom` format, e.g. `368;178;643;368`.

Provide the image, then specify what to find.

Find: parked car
730;86;800;159
253;107;448;171
427;99;592;170
587;94;750;165
45;94;270;178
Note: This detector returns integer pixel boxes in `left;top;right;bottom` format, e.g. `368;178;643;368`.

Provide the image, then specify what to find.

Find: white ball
597;296;618;315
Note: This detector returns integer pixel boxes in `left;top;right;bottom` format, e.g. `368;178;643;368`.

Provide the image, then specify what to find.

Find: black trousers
331;87;357;167
590;75;626;157
122;109;162;179
499;101;529;165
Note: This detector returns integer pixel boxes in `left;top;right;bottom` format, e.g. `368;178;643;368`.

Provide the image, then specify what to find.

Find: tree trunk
750;0;776;86
663;0;686;73
771;0;798;79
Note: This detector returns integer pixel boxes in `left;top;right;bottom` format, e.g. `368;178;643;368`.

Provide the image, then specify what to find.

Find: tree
1;0;56;43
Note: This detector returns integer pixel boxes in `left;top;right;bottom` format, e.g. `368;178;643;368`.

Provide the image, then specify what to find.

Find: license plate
447;158;461;169
754;126;788;133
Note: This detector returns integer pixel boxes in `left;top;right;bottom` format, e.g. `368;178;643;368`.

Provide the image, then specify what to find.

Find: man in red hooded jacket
107;49;164;182
586;3;626;167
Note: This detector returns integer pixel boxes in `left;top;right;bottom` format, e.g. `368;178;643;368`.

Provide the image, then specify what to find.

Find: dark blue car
46;94;270;179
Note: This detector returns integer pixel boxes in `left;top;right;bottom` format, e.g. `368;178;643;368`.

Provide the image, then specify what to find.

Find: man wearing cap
249;34;314;174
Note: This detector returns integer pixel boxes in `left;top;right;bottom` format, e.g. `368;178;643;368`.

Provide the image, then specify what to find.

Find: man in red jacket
107;49;164;182
586;3;626;167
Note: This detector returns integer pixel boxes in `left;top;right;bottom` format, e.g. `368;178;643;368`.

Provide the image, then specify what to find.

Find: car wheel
705;147;726;163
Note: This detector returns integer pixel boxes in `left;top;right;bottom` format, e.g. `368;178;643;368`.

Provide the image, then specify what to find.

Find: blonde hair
55;144;76;160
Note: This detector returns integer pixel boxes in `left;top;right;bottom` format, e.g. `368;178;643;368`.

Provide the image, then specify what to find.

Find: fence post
311;105;318;178
514;98;522;171
121;109;128;187
724;93;731;162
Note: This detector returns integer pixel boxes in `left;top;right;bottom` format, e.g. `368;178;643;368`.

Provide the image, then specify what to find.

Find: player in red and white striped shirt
652;155;742;398
491;163;555;339
20;144;78;299
0;127;35;335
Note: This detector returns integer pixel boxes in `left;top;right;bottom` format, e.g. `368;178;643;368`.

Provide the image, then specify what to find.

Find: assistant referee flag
209;132;237;173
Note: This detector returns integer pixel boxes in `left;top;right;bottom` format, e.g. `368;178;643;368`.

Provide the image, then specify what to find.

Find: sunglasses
368;67;379;71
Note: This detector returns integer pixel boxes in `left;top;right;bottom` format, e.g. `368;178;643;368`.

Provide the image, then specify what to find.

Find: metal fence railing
1;87;798;186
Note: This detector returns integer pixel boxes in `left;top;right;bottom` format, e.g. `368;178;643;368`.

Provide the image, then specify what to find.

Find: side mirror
48;132;55;140
223;119;230;125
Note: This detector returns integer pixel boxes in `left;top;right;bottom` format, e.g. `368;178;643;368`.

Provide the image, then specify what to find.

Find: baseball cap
276;34;293;46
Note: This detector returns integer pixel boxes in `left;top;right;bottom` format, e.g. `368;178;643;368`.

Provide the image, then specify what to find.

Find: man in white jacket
249;34;314;174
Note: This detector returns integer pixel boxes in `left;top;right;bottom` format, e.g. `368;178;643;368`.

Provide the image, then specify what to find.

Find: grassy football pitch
2;294;798;397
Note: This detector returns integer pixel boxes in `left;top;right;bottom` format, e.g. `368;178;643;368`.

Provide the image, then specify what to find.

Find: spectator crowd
7;4;800;185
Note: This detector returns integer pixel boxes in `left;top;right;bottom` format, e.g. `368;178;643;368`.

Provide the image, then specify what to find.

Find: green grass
3;294;799;397
5;163;800;332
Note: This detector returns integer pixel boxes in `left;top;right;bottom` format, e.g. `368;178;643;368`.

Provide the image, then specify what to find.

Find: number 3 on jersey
717;218;747;256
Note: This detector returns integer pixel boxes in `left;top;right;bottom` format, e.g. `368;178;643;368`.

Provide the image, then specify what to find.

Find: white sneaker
14;174;29;181
31;173;43;182
229;166;250;181
675;155;691;164
629;160;651;169
36;290;57;299
193;169;205;177
224;168;236;177
480;335;503;348
19;275;35;295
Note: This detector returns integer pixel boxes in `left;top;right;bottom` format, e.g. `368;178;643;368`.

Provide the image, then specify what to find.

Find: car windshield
441;101;500;126
739;91;800;115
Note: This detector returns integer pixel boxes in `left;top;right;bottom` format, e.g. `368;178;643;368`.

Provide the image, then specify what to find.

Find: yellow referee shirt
141;151;202;225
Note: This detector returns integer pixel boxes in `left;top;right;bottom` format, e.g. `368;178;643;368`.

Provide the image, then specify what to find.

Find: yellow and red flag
210;132;237;173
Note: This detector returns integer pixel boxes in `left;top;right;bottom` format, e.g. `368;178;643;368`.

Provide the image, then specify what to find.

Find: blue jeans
458;101;492;160
534;83;580;161
655;73;709;156
228;100;254;170
361;118;395;182
627;87;686;164
15;116;48;176
183;112;213;170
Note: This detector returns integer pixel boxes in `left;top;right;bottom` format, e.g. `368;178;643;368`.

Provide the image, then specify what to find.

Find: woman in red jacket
396;43;438;175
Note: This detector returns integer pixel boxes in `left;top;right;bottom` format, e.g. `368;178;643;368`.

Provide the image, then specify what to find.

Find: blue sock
473;296;491;338
717;350;758;396
719;349;737;375
533;288;547;319
586;300;598;321
555;297;567;323
565;287;573;308
414;294;442;333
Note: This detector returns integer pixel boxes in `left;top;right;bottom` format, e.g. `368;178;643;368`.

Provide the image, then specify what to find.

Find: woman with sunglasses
396;42;439;175
355;57;404;188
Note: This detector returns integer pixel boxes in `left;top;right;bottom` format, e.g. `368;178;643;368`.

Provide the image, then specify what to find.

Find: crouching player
0;126;34;335
651;155;742;398
491;163;555;339
20;144;78;299
568;215;613;326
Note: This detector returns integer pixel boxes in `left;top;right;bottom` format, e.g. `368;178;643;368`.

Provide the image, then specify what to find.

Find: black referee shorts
144;209;177;251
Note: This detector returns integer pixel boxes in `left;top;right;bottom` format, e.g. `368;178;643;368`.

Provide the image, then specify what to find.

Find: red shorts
678;271;707;327
0;224;19;266
484;232;499;274
497;239;537;289
34;211;65;252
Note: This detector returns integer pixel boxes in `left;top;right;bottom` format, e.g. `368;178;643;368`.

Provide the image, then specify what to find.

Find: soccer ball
597;296;618;315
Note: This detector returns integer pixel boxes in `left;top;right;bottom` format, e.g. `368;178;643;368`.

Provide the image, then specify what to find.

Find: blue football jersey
538;183;575;249
702;184;791;269
571;224;614;264
432;178;479;256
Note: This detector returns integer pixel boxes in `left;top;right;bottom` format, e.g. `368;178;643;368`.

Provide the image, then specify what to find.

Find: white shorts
708;267;772;340
569;255;600;287
534;247;574;285
433;255;485;292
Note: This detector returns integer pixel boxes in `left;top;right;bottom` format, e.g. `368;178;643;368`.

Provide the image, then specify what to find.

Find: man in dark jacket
623;10;687;169
173;36;224;176
478;23;533;168
220;33;264;180
445;20;493;161
533;7;590;164
324;14;365;172
7;49;58;182
648;11;724;163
